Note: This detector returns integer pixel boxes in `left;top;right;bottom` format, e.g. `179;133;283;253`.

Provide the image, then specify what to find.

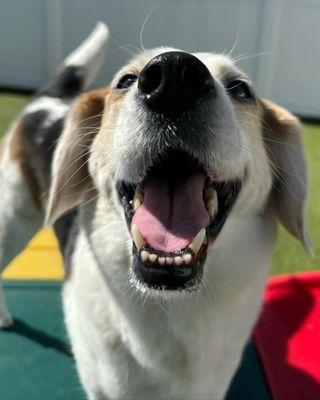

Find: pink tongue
132;173;209;252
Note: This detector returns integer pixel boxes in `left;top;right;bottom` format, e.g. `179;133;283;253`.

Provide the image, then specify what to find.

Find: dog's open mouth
117;151;241;291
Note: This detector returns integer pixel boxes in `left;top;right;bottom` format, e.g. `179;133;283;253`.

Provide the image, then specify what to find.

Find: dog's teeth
141;250;150;262
183;254;193;265
134;198;142;211
165;257;173;265
208;200;218;219
174;256;183;266
131;224;146;251
206;188;218;218
149;254;157;263
135;186;144;201
133;187;144;212
158;257;166;265
188;228;206;256
204;187;216;201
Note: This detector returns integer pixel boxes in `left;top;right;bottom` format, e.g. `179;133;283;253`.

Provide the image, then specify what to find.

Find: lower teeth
132;225;206;266
138;247;198;266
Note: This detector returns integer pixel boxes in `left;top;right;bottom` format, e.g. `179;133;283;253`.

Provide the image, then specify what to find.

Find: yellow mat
3;229;64;280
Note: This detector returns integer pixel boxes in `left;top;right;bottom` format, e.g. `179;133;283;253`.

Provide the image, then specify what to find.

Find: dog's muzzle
117;52;242;292
138;51;215;118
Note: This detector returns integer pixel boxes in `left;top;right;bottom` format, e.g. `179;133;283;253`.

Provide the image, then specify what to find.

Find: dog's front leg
0;281;13;328
0;128;43;328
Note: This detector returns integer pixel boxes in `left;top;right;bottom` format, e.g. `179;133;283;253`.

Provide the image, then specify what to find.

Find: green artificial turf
1;281;270;400
0;91;319;275
0;282;85;400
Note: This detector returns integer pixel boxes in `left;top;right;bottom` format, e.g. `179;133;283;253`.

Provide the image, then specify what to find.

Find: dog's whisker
139;5;157;51
111;39;140;58
79;192;99;210
231;51;276;64
225;27;241;58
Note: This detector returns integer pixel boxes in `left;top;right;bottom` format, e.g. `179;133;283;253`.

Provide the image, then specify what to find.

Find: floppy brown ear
46;87;109;225
261;99;312;254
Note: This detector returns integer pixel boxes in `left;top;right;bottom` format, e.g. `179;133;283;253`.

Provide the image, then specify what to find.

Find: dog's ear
46;87;109;225
261;99;312;254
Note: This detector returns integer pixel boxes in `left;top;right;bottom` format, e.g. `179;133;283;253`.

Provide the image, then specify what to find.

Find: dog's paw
0;311;13;329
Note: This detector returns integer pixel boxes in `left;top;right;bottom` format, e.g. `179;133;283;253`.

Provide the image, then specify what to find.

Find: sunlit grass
0;91;29;133
270;123;320;274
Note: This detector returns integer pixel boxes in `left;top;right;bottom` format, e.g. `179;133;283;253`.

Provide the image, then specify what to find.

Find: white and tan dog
0;23;310;399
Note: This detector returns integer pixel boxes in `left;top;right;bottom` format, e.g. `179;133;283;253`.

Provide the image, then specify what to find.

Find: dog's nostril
182;63;213;94
181;64;196;88
138;63;162;95
181;64;204;94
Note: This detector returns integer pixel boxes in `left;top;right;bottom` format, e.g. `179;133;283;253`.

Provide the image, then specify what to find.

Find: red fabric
253;271;320;400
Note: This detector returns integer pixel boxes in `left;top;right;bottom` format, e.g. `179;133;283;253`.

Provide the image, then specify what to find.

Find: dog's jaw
116;162;242;294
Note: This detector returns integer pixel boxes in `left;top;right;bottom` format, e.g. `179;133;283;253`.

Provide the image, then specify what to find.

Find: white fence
0;0;318;117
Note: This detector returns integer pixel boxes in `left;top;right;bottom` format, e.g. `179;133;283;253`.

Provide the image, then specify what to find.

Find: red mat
254;272;320;400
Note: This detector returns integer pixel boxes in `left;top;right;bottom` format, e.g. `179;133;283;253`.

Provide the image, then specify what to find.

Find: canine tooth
183;254;193;265
165;257;173;265
207;189;219;217
149;254;157;263
141;251;150;262
208;200;218;219
135;187;144;201
158;257;166;265
188;228;206;256
133;198;141;211
174;256;183;266
207;190;218;218
131;224;146;250
204;187;216;201
133;186;144;211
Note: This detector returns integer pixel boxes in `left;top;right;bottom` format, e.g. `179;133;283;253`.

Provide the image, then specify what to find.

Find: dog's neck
78;200;220;371
75;198;277;380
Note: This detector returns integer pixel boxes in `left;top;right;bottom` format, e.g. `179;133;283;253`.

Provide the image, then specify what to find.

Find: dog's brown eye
226;80;253;101
116;74;138;90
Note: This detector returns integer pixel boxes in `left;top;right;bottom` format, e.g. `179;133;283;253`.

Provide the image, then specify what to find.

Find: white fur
63;200;277;399
63;22;109;90
24;96;69;130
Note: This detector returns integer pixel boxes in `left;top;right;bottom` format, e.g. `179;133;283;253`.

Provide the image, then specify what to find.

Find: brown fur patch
259;98;302;172
9;122;43;208
260;98;299;139
76;87;111;122
259;98;310;252
46;87;111;225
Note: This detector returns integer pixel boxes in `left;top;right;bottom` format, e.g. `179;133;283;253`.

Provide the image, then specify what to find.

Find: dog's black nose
138;51;215;117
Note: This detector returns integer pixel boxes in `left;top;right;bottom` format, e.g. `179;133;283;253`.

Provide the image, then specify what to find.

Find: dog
0;22;311;399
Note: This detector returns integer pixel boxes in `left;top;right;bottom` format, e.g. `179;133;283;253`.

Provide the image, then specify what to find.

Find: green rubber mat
1;282;85;400
1;281;270;400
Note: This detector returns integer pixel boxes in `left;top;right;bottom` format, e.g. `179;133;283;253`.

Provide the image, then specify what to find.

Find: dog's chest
62;213;277;399
62;232;219;398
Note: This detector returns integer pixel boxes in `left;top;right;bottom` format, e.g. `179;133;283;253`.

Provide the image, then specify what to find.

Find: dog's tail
38;22;109;98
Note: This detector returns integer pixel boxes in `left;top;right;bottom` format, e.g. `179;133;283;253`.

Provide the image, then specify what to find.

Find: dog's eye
116;74;138;91
226;80;253;101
